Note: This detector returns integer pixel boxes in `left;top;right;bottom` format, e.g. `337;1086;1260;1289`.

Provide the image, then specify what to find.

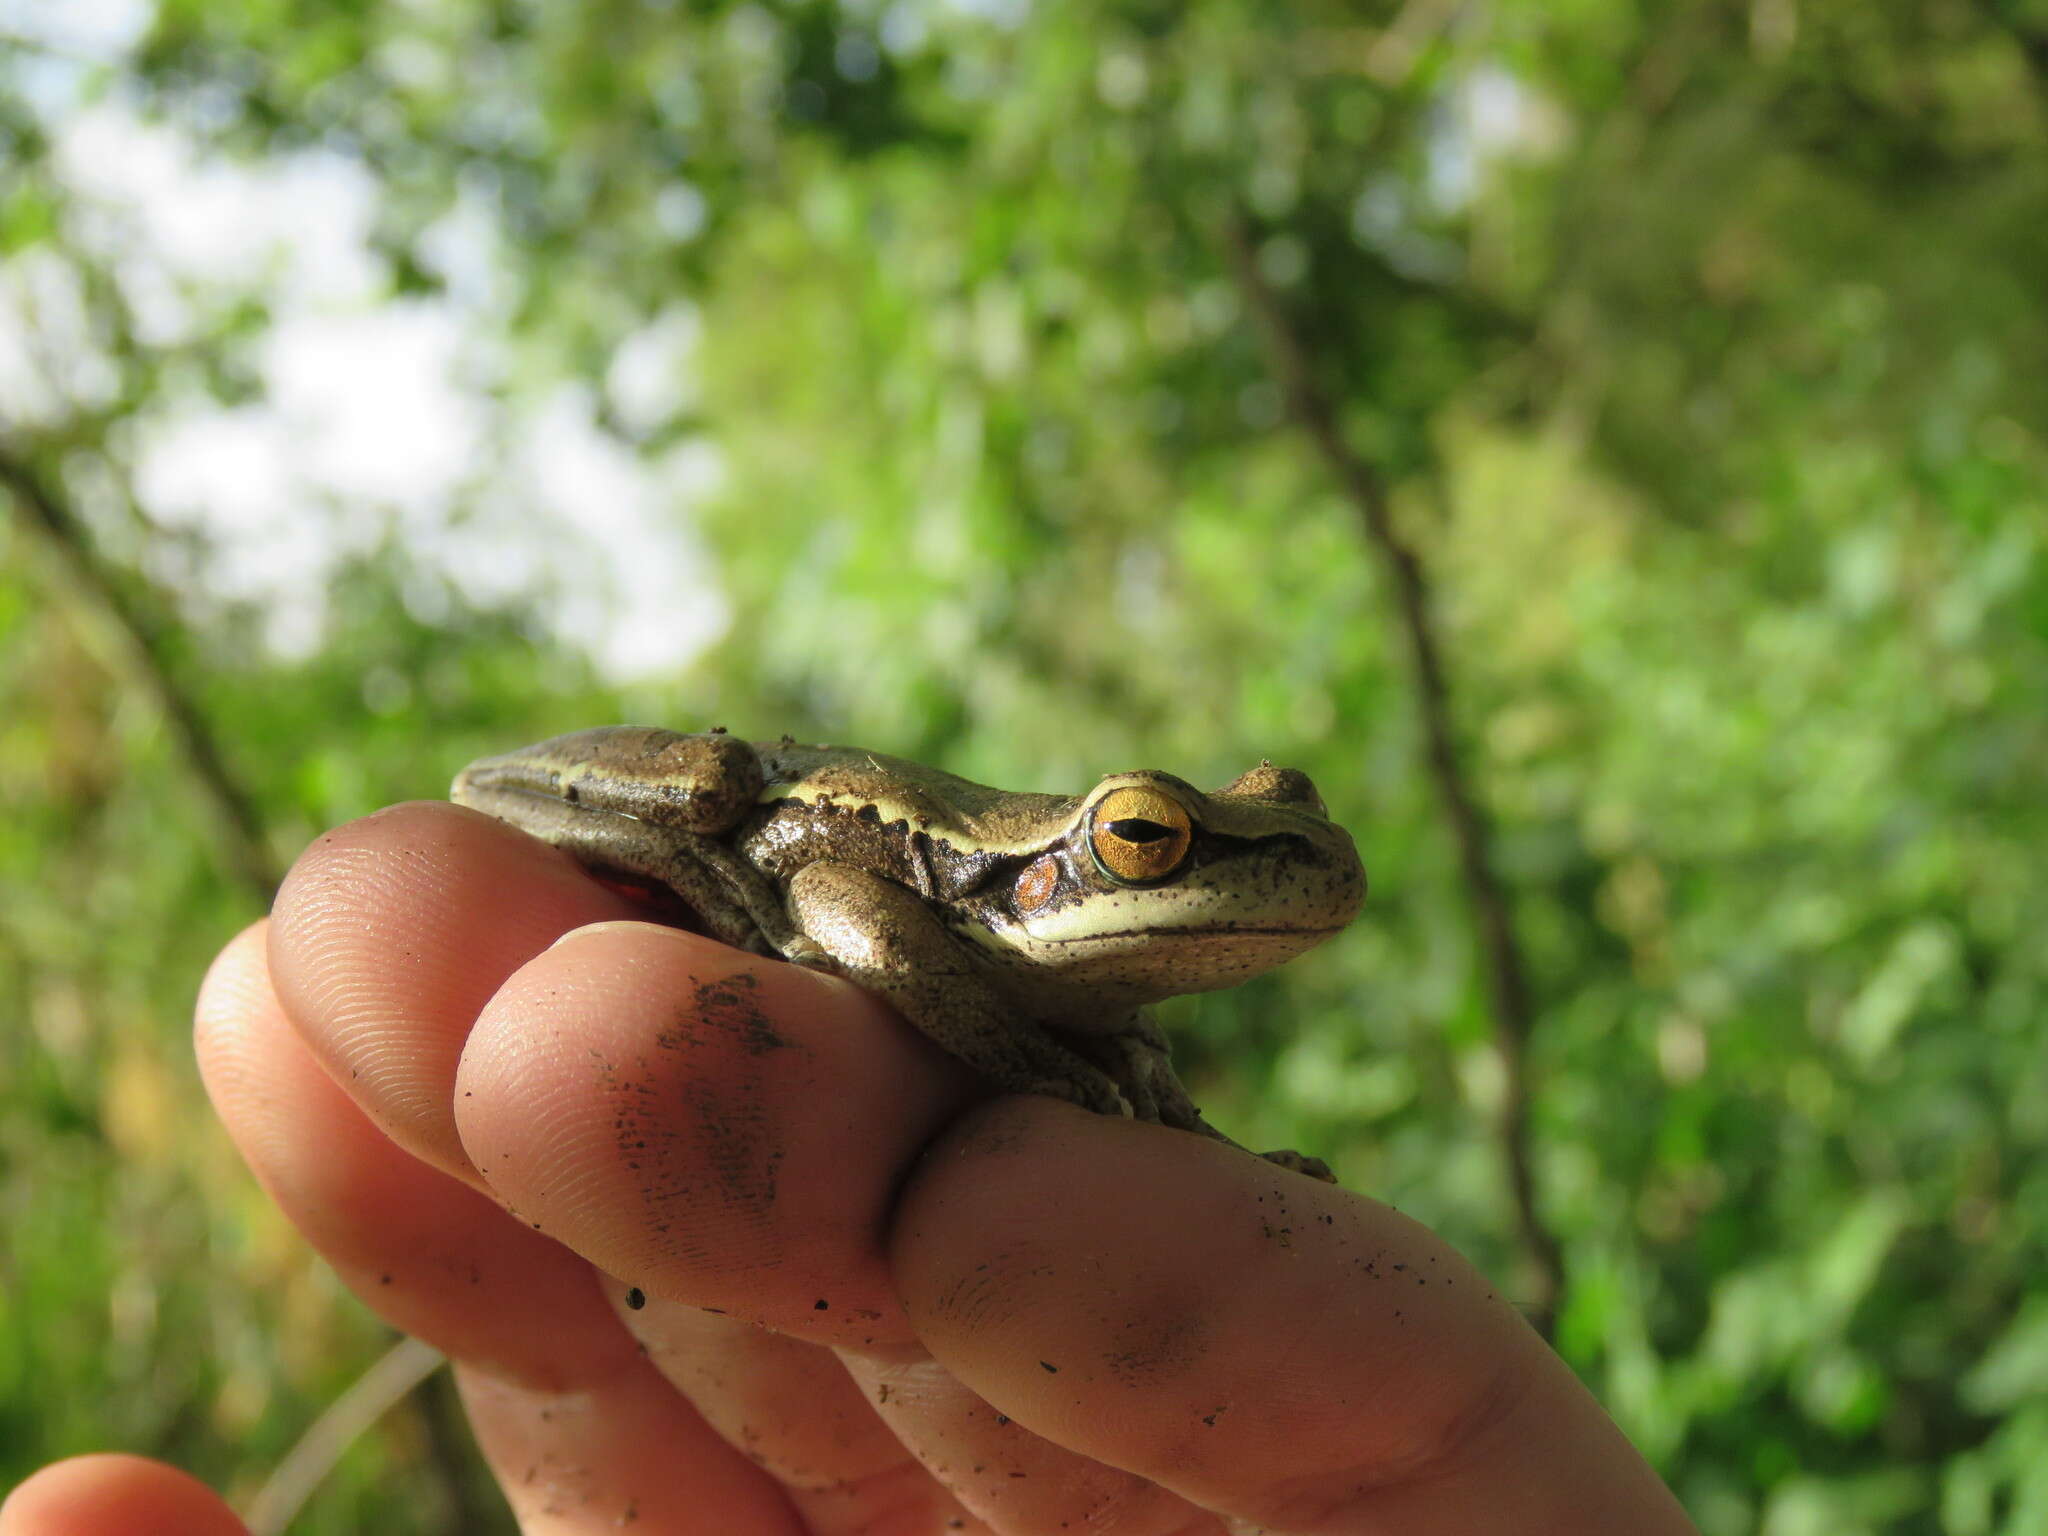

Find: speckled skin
452;726;1365;1181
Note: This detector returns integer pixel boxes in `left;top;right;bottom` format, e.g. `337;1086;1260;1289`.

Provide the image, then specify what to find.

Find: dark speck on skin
623;972;799;1221
626;1287;647;1310
1103;1309;1208;1388
685;970;796;1057
1039;1360;1059;1373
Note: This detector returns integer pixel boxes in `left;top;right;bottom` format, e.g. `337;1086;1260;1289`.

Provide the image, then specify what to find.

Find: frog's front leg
1082;1017;1337;1184
785;862;1131;1119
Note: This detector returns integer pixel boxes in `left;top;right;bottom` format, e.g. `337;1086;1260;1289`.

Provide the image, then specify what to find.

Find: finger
198;923;633;1389
893;1098;1697;1536
267;803;643;1182
198;927;806;1534
608;1287;984;1534
0;1456;245;1536
457;1359;806;1535
834;1345;1221;1536
453;919;974;1344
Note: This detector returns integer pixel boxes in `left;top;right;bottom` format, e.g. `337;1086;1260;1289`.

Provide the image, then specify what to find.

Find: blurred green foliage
4;1;2047;1531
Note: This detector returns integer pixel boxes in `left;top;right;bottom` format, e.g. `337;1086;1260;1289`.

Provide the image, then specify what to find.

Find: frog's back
742;740;1079;890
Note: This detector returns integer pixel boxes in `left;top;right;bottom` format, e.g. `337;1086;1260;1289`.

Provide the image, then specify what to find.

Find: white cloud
55;106;386;332
5;0;153;56
24;90;730;678
259;305;485;514
480;386;730;680
606;306;703;438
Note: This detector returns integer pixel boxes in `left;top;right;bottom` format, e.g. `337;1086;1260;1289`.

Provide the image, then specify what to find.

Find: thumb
2;1456;246;1536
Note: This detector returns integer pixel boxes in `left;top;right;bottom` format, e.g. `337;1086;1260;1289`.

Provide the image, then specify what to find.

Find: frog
451;726;1365;1182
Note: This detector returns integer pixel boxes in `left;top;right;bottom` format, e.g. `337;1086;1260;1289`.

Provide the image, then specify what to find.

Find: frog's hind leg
785;862;1131;1119
493;799;800;958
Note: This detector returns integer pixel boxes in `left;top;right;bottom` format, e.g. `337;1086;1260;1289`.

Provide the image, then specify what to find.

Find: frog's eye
1088;786;1193;884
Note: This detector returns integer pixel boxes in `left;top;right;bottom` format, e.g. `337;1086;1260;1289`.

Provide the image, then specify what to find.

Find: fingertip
265;800;641;1177
193;921;271;1056
1;1456;246;1536
454;920;966;1342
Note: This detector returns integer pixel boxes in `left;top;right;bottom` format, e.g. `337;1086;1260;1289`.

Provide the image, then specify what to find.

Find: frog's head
958;764;1365;1011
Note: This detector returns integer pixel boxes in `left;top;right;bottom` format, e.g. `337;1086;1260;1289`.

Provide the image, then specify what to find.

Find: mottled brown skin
453;726;1365;1181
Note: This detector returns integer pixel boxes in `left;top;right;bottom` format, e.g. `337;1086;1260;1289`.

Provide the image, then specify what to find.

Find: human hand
4;801;1697;1535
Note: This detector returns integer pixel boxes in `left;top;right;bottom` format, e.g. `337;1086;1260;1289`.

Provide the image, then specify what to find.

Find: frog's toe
1089;1082;1135;1118
782;936;837;971
1262;1148;1337;1184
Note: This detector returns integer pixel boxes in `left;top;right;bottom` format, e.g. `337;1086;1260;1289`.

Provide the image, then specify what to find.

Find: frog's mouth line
1031;922;1350;944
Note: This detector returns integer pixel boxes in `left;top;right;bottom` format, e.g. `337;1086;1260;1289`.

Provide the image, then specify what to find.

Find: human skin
2;802;1699;1535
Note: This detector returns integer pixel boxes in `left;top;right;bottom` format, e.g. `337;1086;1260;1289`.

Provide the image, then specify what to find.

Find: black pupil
1106;817;1174;844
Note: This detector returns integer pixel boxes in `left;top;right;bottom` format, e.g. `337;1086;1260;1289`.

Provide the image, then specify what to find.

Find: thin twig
0;445;283;903
1222;216;1565;1336
245;1339;448;1536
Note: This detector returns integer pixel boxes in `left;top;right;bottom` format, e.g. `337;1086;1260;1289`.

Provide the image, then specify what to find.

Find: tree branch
1;444;283;904
1222;217;1565;1336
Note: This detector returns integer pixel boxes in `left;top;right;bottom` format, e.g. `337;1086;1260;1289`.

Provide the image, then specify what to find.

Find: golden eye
1088;786;1193;884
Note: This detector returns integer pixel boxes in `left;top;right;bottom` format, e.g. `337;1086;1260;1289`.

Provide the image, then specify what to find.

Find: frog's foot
778;934;837;971
1258;1147;1337;1184
1066;1016;1175;1123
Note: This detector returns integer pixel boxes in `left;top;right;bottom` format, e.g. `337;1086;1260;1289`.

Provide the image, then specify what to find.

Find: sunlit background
4;1;2046;1532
